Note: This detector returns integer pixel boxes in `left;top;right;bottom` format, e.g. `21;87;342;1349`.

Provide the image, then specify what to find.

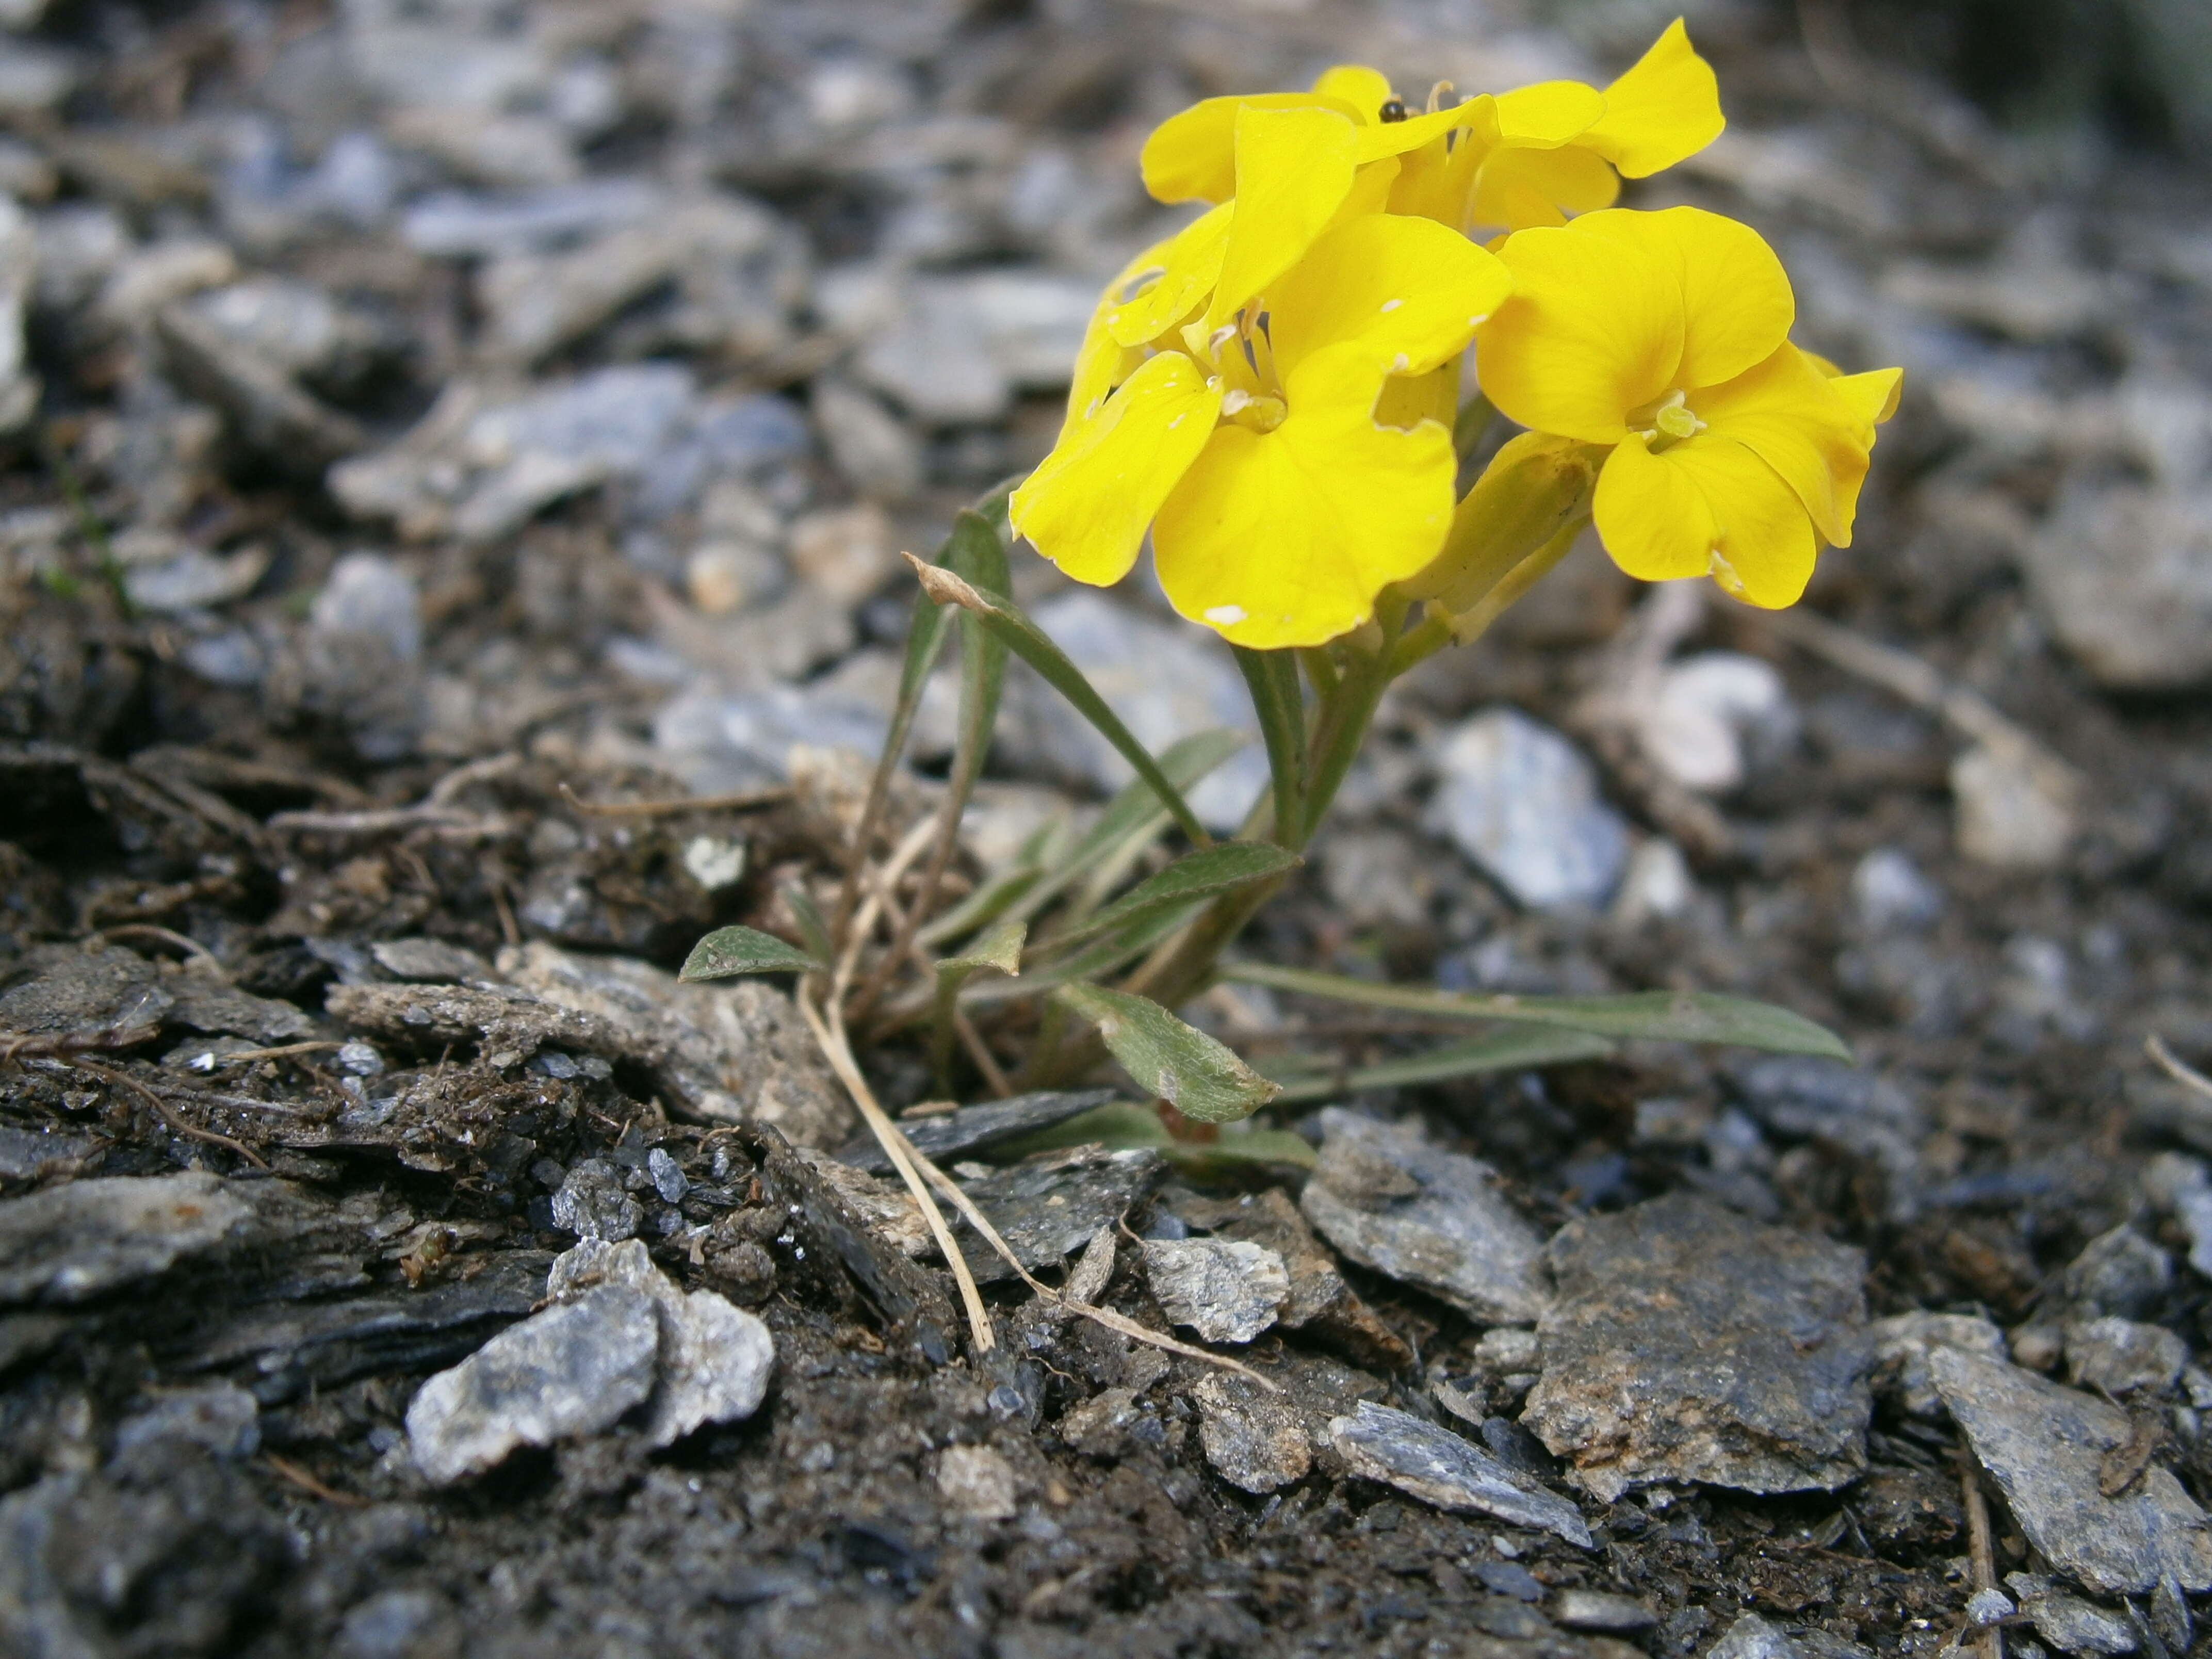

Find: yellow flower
1010;213;1511;649
1473;205;1901;607
1136;19;1723;236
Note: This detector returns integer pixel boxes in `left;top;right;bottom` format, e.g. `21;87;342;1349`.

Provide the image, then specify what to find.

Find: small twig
490;877;522;949
952;1006;1013;1099
829;816;939;1009
64;1058;270;1169
2148;1034;2212;1104
1959;1445;2005;1659
266;753;521;837
186;1039;343;1066
557;781;791;819
798;982;997;1355
902;1135;1278;1391
91;924;227;976
264;1453;367;1506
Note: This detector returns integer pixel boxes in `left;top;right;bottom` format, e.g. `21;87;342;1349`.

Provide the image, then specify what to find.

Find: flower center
1219;389;1288;432
1630;388;1707;450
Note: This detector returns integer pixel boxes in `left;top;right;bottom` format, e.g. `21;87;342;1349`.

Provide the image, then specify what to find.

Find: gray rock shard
2007;1574;2137;1656
1870;1310;2007;1419
405;1285;660;1485
1141;1238;1287;1345
0;1172;249;1306
1327;1400;1591;1548
1299;1109;1548;1324
1523;1193;1871;1500
1193;1374;1310;1495
547;1238;773;1448
1707;1613;1804;1659
1931;1345;2212;1594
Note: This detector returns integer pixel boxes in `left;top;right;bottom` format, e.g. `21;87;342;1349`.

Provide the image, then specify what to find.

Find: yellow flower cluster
1007;20;1904;651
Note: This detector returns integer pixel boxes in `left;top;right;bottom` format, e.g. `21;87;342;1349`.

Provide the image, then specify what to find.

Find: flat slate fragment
1328;1400;1592;1548
0;1172;248;1306
1299;1108;1548;1323
1523;1193;1871;1500
1931;1345;2212;1593
951;1146;1168;1283
835;1088;1120;1175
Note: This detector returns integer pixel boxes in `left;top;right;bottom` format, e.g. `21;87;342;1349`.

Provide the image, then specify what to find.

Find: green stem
1297;645;1389;849
1444;517;1585;647
1453;393;1499;464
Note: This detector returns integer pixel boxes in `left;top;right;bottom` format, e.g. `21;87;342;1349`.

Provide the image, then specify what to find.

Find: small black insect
1378;98;1408;123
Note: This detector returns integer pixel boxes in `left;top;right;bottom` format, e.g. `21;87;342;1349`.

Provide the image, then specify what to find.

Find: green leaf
987;729;1246;937
932;916;1024;1091
945;511;1011;813
1223;963;1853;1061
1051;982;1281;1124
978;900;1202;999
1263;1027;1617;1105
679;925;822;980
997;1101;1316;1176
920;861;1043;950
1049;841;1300;950
941;915;1025;978
902;554;1213;850
782;883;836;967
1232;645;1305;845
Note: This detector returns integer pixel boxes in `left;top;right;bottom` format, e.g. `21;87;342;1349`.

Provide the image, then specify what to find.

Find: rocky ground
3;0;2212;1655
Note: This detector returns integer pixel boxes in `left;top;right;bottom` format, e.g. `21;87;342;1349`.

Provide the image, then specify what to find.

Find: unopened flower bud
1401;430;1600;615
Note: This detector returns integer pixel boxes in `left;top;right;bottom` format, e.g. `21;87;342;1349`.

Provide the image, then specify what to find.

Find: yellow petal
1694;340;1868;545
1492;79;1606;147
1154;346;1456;648
1593;433;1818;606
1353;97;1482;164
1373;361;1460;433
1476;214;1683;444
1582;18;1725;177
1322;155;1403;237
1064;235;1178;436
1387;120;1478;223
1207;104;1360;327
1104;201;1233;348
1828;365;1904;430
1267;212;1514;383
1140;92;1362;205
1470;143;1620;229
1631;205;1794;389
1010;351;1223;588
1312;64;1394;117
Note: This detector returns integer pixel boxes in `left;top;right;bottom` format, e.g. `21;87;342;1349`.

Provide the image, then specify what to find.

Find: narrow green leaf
1049;842;1300;950
977;900;1201;999
883;534;958;781
679;925;821;980
996;1101;1316;1176
971;471;1026;532
1223;962;1853;1061
920;861;1043;950
942;916;1025;978
946;512;1011;809
994;729;1246;934
1232;645;1305;845
903;554;1213;850
782;884;836;967
1263;1028;1617;1105
931;916;1024;1090
1051;982;1281;1124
